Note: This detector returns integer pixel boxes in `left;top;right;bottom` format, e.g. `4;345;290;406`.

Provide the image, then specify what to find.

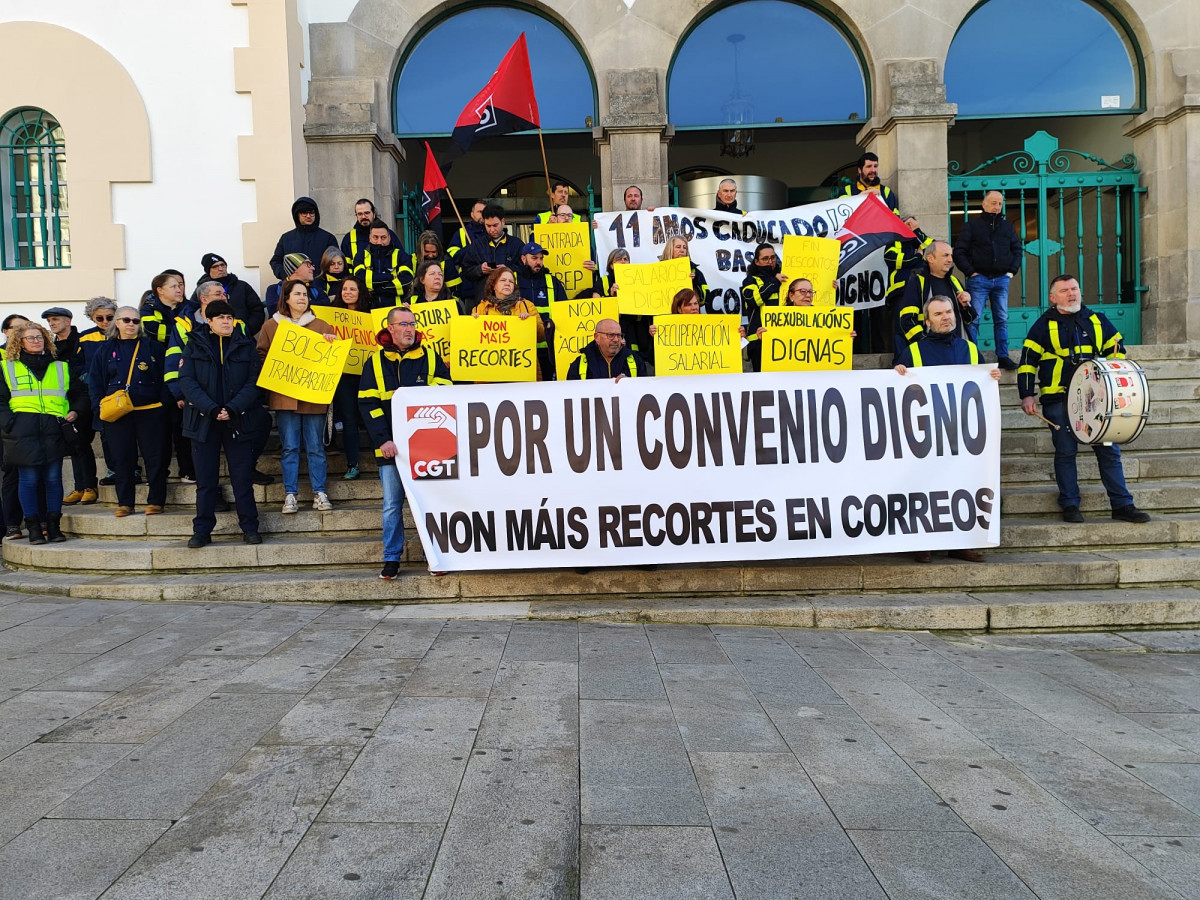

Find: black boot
25;517;46;545
45;513;67;543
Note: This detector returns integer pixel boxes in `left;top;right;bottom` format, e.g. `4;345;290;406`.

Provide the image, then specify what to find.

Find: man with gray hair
715;178;743;215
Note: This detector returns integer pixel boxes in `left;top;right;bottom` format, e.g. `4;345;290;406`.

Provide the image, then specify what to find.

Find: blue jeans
379;463;405;562
18;461;63;517
276;410;327;496
966;273;1011;356
1042;401;1133;511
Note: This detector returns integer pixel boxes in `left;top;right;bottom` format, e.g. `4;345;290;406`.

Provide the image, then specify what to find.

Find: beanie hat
201;253;226;273
204;300;235;320
283;253;310;277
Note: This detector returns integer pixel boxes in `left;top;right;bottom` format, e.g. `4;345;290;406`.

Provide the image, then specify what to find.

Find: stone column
1127;50;1200;343
854;60;956;240
593;69;672;211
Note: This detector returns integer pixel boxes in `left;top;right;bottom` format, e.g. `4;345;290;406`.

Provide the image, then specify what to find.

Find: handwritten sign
373;304;406;331
781;235;841;305
614;257;693;317
533;222;592;298
312;307;377;374
652;314;742;376
550;296;619;378
257;319;351;403
449;314;537;382
761;306;854;372
410;299;459;363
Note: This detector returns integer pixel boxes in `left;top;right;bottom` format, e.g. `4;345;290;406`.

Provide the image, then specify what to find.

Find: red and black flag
421;141;447;228
834;193;917;309
449;33;540;159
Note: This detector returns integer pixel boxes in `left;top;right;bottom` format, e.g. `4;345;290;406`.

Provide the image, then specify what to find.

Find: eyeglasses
790;288;814;295
21;334;44;341
118;317;141;324
596;331;623;338
391;321;417;328
758;255;778;264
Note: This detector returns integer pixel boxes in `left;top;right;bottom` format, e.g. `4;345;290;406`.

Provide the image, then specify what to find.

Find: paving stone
0;690;113;762
1120;630;1200;652
101;744;355;900
1126;763;1200;819
400;620;510;697
1125;713;1200;755
306;654;419;698
262;822;442;900
219;625;367;693
445;747;578;832
320;697;485;824
715;826;889;900
41;655;258;743
917;757;1185;900
259;691;399;746
646;624;730;664
0;742;132;845
711;628;844;706
425;821;579;900
48;692;300;819
579;623;665;701
659;664;787;752
849;829;1037;900
478;662;578;750
501;621;579;661
1113;835;1200;900
690;751;838;829
776;628;884;668
352;618;444;657
0;818;169;900
387;600;530;619
0;651;94;692
184;604;327;657
579;699;708;826
768;703;969;832
581;825;734;900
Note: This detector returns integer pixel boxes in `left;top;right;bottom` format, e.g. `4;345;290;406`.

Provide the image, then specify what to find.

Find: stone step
94;474;386;507
1001;452;1200;485
1001;480;1200;516
3;547;1196;605
1000;401;1200;431
1002;425;1200;455
8;513;1199;576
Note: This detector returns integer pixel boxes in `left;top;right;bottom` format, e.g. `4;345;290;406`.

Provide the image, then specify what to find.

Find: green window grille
0;108;70;269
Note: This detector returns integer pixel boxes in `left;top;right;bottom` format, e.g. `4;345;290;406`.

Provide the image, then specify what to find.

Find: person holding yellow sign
410;260;463;313
565;317;644;381
471;267;546;381
328;274;373;480
256;281;338;514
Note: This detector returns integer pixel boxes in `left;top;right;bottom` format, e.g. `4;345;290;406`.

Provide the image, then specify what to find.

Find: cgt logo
407;405;458;479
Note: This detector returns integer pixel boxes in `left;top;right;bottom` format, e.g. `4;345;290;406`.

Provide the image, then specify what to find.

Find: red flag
450;33;540;157
421;142;447;227
835;192;917;273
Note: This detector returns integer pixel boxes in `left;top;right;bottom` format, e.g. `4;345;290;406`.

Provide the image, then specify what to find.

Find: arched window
393;6;596;136
0;108;69;269
946;0;1141;116
668;1;867;128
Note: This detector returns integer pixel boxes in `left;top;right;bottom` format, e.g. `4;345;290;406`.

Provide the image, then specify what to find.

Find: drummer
1017;274;1150;525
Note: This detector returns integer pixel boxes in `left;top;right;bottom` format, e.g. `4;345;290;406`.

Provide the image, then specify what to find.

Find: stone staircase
3;344;1199;621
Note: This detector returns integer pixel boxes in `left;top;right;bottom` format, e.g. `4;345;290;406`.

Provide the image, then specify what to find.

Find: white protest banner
393;368;1001;571
594;193;908;315
533;222;593;298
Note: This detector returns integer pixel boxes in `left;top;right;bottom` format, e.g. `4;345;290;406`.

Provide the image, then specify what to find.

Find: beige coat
256;313;336;414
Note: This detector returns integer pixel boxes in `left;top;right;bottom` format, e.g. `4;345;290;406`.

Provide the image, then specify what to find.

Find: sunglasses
93;314;114;322
118;317;141;324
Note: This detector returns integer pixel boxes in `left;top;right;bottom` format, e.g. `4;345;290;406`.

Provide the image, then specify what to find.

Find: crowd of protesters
0;160;1149;575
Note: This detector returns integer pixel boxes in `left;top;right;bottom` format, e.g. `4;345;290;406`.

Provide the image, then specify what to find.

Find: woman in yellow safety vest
0;322;88;544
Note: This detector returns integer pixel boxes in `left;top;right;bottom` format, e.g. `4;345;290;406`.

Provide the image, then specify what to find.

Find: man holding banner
358;306;451;581
564;318;643;381
895;295;999;563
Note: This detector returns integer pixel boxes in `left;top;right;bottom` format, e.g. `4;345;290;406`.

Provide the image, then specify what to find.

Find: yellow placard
312;306;377;375
449;314;538;382
614;257;693;316
781;235;841;305
761;306;854;372
550;295;619;378
257;318;352;403
533;222;593;298
410;299;459;363
652;314;742;376
373;303;405;331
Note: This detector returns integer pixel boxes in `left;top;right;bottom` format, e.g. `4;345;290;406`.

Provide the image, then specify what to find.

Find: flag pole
443;185;469;236
537;127;552;204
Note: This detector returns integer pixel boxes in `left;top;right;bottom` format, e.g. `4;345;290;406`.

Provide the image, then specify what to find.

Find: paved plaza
3;594;1200;898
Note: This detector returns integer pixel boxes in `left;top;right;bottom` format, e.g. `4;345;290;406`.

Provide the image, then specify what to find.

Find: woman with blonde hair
0;322;88;542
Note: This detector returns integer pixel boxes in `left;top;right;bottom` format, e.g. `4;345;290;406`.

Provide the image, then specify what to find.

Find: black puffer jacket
269;197;339;280
178;326;264;443
193;272;265;336
0;351;89;466
952;212;1024;277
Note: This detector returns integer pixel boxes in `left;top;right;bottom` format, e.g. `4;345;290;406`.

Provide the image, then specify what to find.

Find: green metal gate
947;130;1144;349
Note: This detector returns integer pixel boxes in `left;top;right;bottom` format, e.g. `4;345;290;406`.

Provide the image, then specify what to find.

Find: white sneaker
313;492;333;511
282;493;299;514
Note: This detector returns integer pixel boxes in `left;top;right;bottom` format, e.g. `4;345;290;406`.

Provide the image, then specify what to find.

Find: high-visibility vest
3;360;70;417
578;353;637;379
909;340;978;367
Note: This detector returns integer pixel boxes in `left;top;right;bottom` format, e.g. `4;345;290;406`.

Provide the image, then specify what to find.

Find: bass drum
1066;358;1150;445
